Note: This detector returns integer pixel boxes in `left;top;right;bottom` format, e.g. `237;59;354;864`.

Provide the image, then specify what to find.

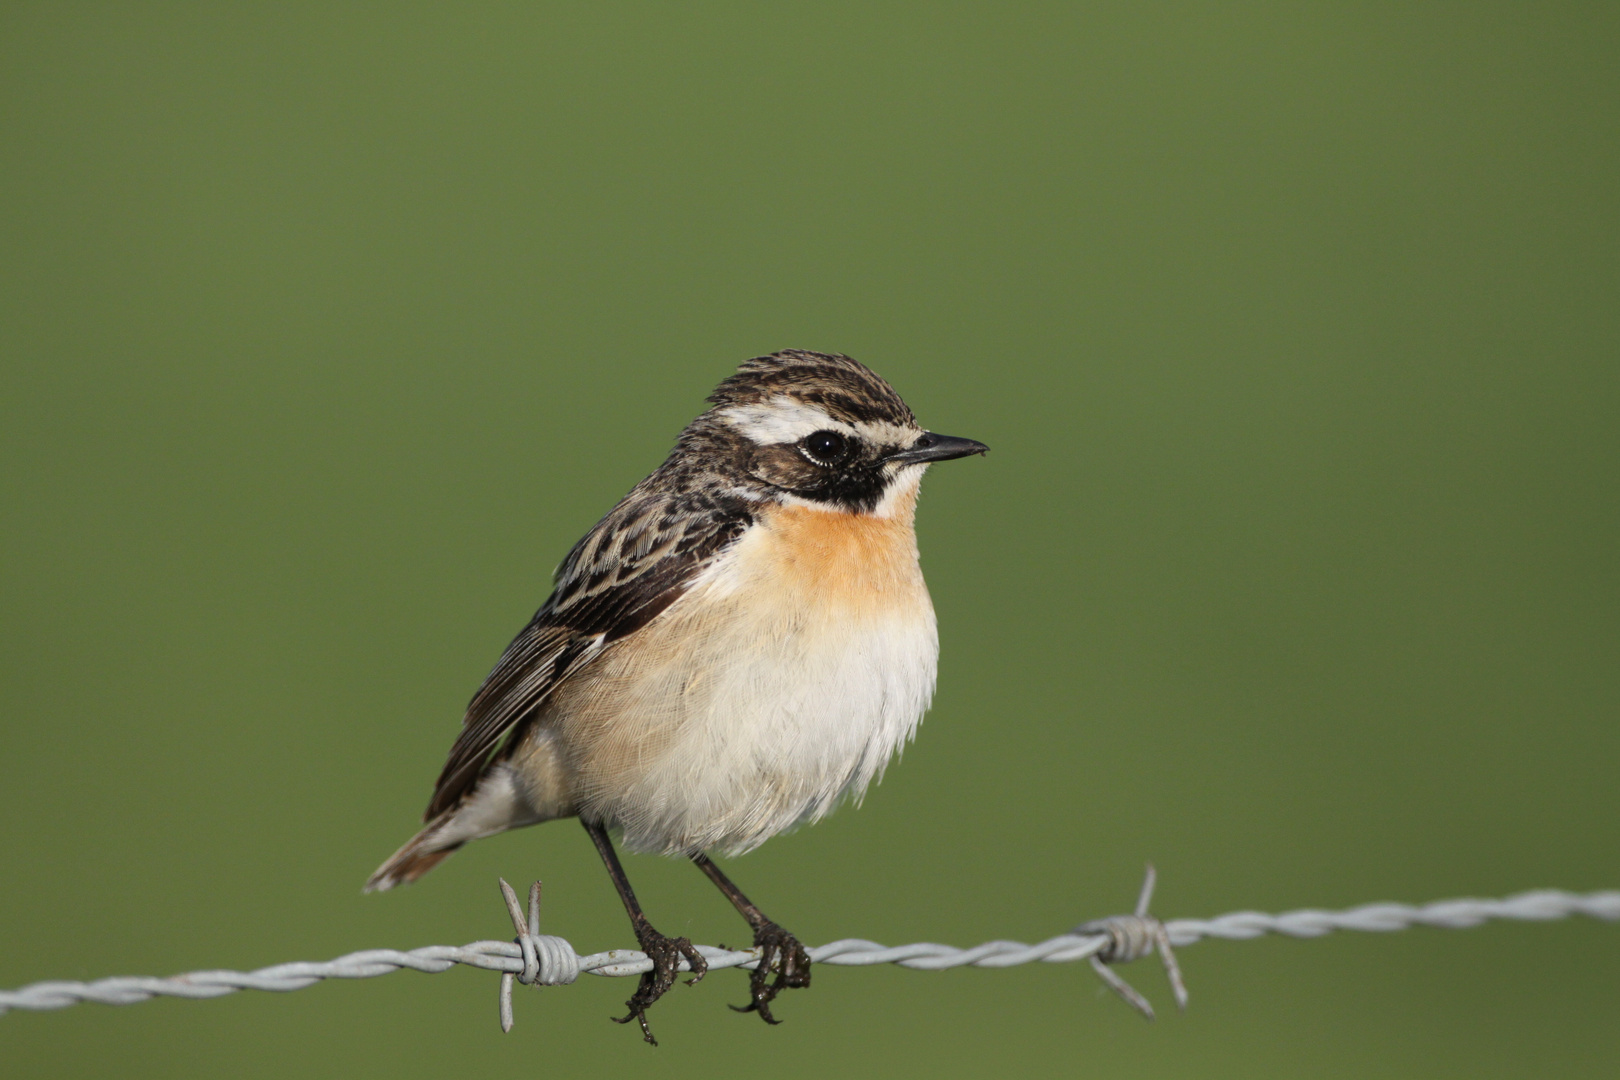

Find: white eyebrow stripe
717;398;854;445
853;419;919;447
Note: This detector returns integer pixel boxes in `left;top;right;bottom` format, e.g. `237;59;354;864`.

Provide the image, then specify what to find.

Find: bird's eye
800;429;850;466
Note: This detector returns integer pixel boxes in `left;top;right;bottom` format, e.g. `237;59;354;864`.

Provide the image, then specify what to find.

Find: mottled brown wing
424;491;752;820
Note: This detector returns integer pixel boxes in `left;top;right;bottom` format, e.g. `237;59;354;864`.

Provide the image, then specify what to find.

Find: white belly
544;500;939;855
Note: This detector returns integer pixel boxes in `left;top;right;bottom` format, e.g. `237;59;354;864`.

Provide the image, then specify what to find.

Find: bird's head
685;350;987;516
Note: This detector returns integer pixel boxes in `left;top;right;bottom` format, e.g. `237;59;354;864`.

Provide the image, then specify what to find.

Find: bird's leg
691;852;811;1024
582;820;706;1045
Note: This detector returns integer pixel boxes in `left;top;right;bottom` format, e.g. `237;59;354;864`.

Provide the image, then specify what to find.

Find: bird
365;350;986;1043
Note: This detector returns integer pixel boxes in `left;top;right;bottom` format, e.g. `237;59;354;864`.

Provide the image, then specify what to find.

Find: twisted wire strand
1164;888;1620;945
2;885;1615;1019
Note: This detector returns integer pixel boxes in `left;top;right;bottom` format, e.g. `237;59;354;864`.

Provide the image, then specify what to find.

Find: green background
3;4;1617;1077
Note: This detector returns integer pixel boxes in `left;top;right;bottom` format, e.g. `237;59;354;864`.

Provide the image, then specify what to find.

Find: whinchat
367;351;986;1042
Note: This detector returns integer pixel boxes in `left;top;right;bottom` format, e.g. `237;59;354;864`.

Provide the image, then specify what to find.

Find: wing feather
424;491;751;819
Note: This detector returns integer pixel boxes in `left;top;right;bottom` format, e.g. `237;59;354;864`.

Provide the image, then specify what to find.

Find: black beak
887;431;990;465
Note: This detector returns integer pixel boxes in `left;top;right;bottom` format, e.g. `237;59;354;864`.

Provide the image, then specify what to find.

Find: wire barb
1074;864;1189;1020
496;878;580;1032
1;878;1615;1027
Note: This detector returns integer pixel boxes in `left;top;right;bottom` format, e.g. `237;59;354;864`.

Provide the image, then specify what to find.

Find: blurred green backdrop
2;3;1617;1077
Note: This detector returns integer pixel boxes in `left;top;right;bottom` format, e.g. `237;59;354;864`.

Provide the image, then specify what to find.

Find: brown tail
364;813;461;892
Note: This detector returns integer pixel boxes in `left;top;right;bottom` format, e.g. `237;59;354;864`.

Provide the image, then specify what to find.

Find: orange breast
753;492;926;612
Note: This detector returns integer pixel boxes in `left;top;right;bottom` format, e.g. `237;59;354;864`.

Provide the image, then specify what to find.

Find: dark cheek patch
749;444;888;512
748;445;823;489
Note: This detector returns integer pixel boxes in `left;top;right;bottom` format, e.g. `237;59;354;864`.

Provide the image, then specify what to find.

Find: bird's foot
614;925;707;1046
731;920;811;1024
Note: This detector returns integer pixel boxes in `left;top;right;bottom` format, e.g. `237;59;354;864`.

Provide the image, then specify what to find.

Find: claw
732;921;811;1023
613;928;708;1045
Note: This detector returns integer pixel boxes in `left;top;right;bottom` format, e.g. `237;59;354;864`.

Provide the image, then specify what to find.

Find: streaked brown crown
708;350;917;428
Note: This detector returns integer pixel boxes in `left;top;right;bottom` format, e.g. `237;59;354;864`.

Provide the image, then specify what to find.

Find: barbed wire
2;870;1615;1033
